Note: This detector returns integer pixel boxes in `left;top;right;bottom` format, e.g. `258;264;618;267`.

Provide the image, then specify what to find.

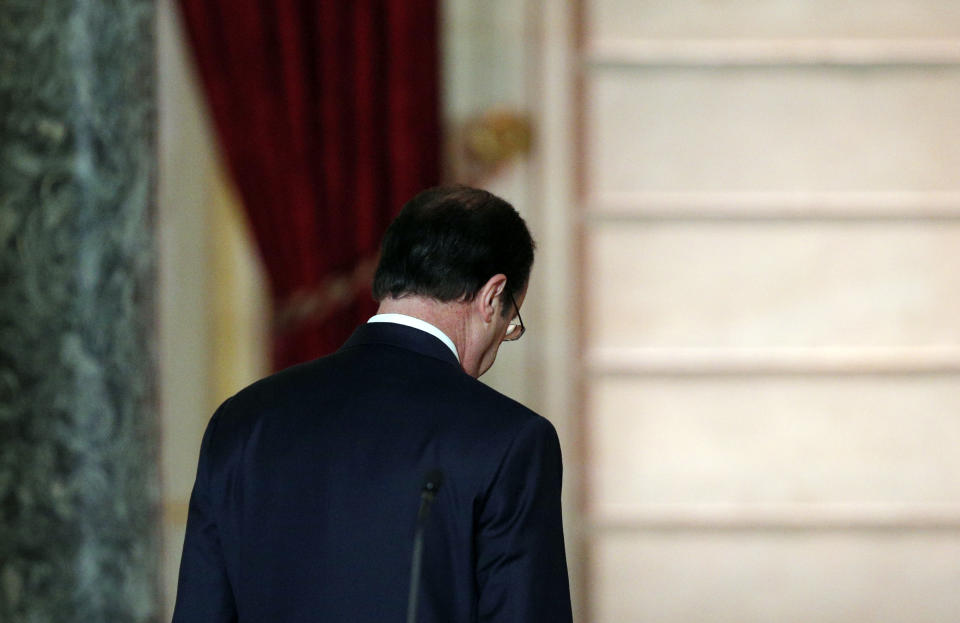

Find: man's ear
476;274;508;323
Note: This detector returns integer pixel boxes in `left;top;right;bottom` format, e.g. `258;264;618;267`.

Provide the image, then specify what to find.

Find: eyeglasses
503;291;525;342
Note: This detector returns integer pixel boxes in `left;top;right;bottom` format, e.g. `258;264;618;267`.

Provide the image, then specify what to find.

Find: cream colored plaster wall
582;1;960;621
157;0;268;617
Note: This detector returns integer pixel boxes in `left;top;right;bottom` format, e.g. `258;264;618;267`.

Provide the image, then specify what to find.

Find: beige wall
157;0;269;616
582;1;960;621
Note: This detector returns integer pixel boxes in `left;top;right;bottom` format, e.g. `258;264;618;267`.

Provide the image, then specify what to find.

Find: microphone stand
407;470;443;623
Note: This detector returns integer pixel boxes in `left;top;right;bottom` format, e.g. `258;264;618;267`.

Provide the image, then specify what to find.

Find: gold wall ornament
450;108;534;185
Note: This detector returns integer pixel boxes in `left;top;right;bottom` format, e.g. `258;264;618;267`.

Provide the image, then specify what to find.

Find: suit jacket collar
341;322;463;369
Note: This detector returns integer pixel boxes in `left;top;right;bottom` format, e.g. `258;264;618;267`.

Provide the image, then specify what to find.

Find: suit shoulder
449;372;555;435
206;356;336;428
234;351;349;402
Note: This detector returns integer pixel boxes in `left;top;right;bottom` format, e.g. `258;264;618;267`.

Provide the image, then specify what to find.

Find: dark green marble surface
0;1;161;621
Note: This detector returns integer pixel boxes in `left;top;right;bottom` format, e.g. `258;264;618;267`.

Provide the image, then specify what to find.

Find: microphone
407;469;444;623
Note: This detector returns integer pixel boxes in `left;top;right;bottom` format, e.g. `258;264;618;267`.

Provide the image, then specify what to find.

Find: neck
375;296;469;358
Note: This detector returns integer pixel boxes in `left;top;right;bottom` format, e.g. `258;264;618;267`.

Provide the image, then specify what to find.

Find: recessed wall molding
586;191;960;221
588;38;960;67
587;346;960;376
589;502;960;532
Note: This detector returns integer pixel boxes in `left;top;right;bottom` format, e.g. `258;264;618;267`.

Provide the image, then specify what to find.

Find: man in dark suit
172;186;572;622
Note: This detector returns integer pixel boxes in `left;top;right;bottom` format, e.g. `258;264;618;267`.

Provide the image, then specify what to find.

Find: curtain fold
178;0;441;369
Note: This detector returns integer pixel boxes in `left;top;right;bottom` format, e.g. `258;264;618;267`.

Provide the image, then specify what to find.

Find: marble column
0;1;161;622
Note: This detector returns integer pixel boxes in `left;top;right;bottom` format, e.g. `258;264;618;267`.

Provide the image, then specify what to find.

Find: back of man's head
372;186;534;312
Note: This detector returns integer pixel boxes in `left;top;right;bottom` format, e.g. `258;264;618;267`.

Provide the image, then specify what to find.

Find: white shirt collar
367;313;460;362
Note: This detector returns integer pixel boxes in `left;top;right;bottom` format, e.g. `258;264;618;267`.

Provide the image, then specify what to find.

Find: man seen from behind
172;185;573;623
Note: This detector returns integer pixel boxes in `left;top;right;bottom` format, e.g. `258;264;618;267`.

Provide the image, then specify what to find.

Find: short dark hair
372;186;535;314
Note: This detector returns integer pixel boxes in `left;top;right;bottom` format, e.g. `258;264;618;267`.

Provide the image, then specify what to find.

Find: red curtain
177;0;441;370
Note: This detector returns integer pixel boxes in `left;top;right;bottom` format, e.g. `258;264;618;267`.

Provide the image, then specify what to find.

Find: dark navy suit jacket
172;322;572;622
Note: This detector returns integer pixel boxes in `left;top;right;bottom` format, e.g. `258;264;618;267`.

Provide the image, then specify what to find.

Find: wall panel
590;0;960;40
589;376;960;516
581;2;960;621
586;222;960;350
588;67;960;193
592;532;960;623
